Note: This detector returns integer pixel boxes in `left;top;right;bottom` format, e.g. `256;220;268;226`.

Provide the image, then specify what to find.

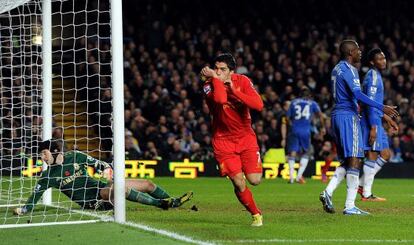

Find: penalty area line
6;199;211;244
123;221;215;245
214;238;414;243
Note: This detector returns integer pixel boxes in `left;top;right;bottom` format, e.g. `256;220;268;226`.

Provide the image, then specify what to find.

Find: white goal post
0;0;125;228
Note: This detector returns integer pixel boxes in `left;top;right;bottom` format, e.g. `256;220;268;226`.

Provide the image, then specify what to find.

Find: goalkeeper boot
343;206;370;215
361;194;386;202
159;198;172;210
251;213;263;227
171;191;194;208
319;190;335;213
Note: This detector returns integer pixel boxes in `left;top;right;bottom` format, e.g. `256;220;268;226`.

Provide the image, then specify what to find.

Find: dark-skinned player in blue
319;40;399;215
359;48;399;201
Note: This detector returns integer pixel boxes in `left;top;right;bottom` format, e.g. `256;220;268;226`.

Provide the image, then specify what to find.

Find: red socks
322;158;332;175
235;187;261;215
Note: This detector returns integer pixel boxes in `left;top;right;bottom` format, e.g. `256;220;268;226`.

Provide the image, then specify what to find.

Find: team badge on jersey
353;78;360;87
203;84;212;95
370;87;377;95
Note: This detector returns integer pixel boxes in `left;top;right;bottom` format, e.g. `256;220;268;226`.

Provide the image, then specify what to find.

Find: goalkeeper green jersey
23;151;112;211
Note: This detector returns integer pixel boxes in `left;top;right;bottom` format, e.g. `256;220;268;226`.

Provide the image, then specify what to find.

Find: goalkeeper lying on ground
14;140;193;215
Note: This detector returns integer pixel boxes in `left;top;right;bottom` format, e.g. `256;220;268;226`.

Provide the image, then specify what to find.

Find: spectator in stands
390;136;404;163
194;123;210;143
189;142;203;161
168;140;187;161
401;130;414;161
144;141;162;160
125;130;142;160
180;130;195;154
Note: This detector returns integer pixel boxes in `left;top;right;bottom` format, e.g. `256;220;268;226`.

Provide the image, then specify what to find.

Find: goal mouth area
0;0;125;226
0;202;111;228
0;179;112;228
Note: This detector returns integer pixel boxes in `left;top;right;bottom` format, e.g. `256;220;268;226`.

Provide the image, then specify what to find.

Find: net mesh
0;0;114;226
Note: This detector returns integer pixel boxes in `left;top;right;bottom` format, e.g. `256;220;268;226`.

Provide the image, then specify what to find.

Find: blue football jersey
287;98;321;133
331;60;362;115
362;68;384;126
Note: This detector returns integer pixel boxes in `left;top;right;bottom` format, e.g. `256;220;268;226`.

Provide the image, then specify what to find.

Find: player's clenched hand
281;139;286;148
13;207;27;215
387;119;399;136
224;79;234;90
383;113;399;136
200;66;217;79
369;126;377;146
383;105;399;118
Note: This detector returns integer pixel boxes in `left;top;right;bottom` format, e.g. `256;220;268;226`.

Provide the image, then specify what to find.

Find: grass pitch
1;177;413;244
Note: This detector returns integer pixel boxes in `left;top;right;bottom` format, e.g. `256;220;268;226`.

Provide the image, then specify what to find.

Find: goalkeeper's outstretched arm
14;176;48;215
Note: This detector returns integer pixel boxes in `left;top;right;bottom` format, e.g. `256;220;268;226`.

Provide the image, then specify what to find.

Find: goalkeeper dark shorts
79;182;113;211
82;199;113;211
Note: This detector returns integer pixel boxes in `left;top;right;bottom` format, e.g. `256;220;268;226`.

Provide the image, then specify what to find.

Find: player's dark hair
214;53;236;71
38;139;62;164
367;48;383;63
300;86;312;98
339;40;357;59
38;139;61;158
38;140;60;153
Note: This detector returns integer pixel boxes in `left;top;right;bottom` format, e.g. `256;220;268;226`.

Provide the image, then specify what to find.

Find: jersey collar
342;60;357;70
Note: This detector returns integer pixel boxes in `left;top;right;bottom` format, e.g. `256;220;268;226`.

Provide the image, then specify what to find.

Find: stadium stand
2;0;414;164
115;0;414;163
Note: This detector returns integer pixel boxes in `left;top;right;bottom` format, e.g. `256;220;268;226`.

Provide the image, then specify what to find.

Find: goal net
0;0;125;228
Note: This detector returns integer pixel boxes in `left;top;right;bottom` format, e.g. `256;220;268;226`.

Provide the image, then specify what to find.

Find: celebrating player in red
201;53;264;226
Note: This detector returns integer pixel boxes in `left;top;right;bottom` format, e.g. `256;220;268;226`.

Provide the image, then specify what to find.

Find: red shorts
212;133;262;177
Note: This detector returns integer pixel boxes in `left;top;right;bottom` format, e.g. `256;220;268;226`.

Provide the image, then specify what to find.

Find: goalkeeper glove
102;168;113;181
13;206;28;215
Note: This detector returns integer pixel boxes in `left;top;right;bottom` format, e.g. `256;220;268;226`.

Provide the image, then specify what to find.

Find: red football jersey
203;73;263;139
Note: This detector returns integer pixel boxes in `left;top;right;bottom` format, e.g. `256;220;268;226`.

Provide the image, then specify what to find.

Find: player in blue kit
359;48;399;201
286;87;325;184
319;40;399;215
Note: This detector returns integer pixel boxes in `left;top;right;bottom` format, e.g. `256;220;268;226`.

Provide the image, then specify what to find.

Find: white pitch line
214;239;414;243
47;203;114;222
7;203;411;245
124;221;215;245
2;199;211;244
48;206;214;245
1;220;99;229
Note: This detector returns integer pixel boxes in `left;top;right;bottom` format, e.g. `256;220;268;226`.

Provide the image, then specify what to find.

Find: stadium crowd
110;0;414;163
2;0;414;165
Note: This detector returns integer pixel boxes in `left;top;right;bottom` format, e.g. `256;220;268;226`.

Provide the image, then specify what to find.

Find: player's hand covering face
214;62;233;82
201;66;217;79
